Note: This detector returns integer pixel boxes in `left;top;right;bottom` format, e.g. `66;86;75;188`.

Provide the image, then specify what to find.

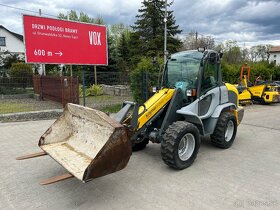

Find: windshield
165;51;203;88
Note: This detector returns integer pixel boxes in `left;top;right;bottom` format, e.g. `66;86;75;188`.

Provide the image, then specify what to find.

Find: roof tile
269;46;280;52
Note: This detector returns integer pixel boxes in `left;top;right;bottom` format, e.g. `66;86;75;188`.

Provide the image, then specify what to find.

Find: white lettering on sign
34;49;46;56
89;31;101;46
65;28;78;33
32;24;45;30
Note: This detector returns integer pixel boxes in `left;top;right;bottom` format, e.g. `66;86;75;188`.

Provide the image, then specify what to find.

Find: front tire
161;121;200;169
132;137;149;151
211;111;237;148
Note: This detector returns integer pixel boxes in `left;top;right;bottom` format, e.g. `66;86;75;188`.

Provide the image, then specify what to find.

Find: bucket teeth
40;173;73;185
16;151;47;160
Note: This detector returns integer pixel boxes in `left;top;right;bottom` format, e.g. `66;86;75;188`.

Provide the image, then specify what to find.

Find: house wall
269;52;280;65
0;28;24;53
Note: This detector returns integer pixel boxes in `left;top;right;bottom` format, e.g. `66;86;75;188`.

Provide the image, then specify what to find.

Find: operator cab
163;49;222;104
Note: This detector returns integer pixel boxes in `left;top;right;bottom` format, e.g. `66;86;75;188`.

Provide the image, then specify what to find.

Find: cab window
200;53;219;94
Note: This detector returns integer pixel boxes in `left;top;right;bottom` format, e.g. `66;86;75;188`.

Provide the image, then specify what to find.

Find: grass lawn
0;94;131;114
0;103;34;114
81;95;132;110
100;104;122;113
82;95;118;102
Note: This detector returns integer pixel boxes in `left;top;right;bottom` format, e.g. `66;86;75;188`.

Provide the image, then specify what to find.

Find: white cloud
0;0;279;46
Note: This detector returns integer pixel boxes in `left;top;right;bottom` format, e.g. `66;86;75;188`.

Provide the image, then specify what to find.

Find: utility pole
67;14;73;77
163;0;168;65
195;31;198;49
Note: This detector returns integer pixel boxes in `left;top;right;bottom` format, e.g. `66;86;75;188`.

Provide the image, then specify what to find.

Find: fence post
39;76;43;100
61;77;65;107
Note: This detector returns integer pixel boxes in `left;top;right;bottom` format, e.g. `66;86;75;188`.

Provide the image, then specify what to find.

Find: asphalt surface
0;104;280;210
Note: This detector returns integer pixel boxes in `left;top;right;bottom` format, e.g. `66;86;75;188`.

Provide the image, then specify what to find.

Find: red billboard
23;15;107;65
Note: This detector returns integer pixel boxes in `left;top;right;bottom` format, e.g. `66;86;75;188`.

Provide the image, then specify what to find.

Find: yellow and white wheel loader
17;50;244;185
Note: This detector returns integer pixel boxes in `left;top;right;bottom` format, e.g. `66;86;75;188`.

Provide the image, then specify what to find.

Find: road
0;104;280;210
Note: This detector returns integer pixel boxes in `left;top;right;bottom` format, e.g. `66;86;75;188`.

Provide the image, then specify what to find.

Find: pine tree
130;0;182;59
117;33;130;72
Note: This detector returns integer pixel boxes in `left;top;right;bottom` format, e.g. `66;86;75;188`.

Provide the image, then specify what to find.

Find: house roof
269;46;280;53
0;25;23;42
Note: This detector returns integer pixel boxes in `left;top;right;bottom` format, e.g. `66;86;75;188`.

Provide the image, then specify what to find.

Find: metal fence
0;72;133;115
0;70;159;116
33;75;79;106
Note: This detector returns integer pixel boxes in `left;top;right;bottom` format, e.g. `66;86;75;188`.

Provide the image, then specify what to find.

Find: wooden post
94;66;97;85
82;68;86;106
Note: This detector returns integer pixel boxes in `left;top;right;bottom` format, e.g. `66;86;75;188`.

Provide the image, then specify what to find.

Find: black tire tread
132;138;149;151
161;121;200;169
210;111;237;149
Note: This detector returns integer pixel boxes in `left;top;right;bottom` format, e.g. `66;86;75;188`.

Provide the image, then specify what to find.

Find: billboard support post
67;14;73;77
94;66;97;85
82;67;86;106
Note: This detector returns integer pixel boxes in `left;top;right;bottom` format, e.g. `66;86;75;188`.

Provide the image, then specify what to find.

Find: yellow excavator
17;49;244;185
237;64;280;105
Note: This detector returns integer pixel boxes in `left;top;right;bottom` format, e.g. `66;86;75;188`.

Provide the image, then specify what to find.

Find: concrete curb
0;109;63;123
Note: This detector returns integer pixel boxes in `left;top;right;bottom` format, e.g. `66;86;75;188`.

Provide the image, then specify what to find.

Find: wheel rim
225;120;234;142
178;133;195;161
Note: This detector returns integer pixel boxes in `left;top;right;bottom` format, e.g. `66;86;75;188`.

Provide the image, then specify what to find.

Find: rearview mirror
209;53;216;63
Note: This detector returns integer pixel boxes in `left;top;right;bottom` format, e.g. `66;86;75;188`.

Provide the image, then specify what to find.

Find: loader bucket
38;103;132;182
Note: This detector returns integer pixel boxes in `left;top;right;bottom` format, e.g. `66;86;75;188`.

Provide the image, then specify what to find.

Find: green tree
249;44;272;62
58;10;105;24
182;31;215;50
130;57;162;102
130;0;182;59
107;24;132;72
218;40;242;64
117;33;130;72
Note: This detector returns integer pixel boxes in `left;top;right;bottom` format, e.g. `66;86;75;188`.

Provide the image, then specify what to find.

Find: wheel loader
17;49;244;185
237;64;280;105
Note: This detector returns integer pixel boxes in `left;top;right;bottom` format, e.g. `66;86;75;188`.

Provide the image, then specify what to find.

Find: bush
130;57;162;103
221;61;278;84
86;84;103;96
9;63;32;88
79;84;103;97
221;62;240;84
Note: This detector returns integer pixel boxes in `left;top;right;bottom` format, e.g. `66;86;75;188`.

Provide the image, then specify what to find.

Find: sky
0;0;280;47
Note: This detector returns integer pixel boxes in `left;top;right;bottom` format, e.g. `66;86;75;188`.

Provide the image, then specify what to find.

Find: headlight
186;89;192;96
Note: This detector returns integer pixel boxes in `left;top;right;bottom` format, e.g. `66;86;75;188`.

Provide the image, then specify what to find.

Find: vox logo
89;31;101;46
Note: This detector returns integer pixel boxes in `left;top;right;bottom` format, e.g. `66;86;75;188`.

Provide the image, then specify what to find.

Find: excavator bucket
37;103;132;183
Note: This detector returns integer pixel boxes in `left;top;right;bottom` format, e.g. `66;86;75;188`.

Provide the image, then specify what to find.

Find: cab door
198;52;222;118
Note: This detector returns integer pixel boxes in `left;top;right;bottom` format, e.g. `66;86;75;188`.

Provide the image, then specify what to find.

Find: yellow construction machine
17;50;244;185
237;64;280;105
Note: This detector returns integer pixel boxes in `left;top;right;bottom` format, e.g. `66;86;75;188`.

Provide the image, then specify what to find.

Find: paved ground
0;104;280;210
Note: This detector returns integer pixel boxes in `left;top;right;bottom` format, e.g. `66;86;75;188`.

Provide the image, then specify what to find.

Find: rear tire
132;137;149;151
211;111;237;149
161;121;200;169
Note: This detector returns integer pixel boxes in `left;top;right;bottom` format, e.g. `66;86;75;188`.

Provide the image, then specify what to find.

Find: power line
0;3;57;18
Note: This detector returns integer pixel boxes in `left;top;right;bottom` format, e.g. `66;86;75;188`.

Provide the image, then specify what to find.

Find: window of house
0;37;6;46
274;54;277;58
